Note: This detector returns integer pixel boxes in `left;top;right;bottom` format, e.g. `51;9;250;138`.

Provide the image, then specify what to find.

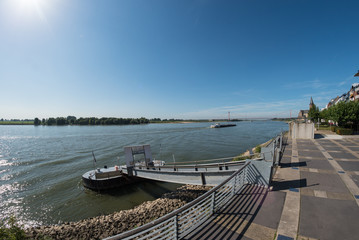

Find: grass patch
254;145;261;153
0;121;34;125
0;216;27;240
232;155;248;161
317;125;331;130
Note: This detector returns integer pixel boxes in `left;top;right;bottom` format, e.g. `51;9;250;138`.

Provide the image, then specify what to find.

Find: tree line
308;101;359;129
34;116;150;126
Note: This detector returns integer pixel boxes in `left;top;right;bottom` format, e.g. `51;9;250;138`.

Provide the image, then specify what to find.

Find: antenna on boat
158;144;162;160
172;154;176;164
92;151;97;169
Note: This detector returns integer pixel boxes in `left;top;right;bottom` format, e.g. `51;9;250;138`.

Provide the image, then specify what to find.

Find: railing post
174;215;178;239
232;175;237;196
211;191;216;214
240;170;244;186
279;132;283;151
244;162;248;184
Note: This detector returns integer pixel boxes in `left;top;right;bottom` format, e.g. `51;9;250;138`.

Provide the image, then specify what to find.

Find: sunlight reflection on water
0;121;288;226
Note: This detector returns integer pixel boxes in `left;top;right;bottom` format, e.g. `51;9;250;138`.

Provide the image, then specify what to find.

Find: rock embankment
26;185;211;240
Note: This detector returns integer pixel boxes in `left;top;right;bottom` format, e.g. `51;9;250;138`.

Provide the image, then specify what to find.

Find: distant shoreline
0;121;34;125
0;119;249;126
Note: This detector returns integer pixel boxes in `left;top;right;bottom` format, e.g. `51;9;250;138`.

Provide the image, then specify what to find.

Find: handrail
105;132;285;240
153;153;261;165
134;160;248;170
104;162;250;240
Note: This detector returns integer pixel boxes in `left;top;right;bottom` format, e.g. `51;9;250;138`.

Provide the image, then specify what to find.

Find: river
0;120;287;227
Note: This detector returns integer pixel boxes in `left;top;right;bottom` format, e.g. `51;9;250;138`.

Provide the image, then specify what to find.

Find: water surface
0;121;287;226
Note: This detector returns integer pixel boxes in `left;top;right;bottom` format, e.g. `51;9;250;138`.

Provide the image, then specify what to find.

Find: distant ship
210;123;237;128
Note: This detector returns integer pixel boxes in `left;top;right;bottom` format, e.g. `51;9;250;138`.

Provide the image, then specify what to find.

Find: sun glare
16;0;42;9
11;0;47;23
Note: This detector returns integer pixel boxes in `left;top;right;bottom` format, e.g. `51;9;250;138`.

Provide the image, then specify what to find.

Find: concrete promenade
184;132;359;240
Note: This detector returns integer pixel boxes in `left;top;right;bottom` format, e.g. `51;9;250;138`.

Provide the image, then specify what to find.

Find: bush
254;145;261;153
232;155;248;161
330;126;337;132
0;216;27;240
336;128;353;135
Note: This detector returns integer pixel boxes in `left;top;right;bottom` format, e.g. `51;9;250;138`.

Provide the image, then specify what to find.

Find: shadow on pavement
183;185;268;240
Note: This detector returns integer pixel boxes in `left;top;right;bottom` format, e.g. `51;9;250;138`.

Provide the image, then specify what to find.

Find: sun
11;0;47;23
15;0;42;9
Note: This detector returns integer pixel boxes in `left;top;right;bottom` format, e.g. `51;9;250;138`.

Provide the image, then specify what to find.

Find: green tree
308;104;320;122
67;116;77;125
319;108;328;122
56;117;67;125
47;118;56;125
34;117;41;126
341;101;359;128
325;101;359;128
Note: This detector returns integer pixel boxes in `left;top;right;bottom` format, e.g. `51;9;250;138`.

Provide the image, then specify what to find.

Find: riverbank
26;185;212;240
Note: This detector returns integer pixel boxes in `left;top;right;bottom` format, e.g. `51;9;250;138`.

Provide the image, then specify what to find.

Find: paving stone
347;139;359;145
298;150;325;158
280;156;291;165
316;143;338;148
316;139;336;144
326;192;353;200
297;235;319;240
298;159;334;170
322;147;346;152
300;195;359;240
336;141;357;147
337;161;359;171
282;150;292;156
222;185;285;230
350;174;359;188
300;188;314;196
296;146;318;151
327;151;357;160
251;191;285;229
347;146;359;152
300;171;349;193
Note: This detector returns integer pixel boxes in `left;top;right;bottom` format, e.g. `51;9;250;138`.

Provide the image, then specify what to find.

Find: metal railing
104;162;250;240
135;160;247;172
260;132;285;184
105;132;286;240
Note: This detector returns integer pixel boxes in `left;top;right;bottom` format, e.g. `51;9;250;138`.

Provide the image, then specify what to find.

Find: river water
0;121;287;227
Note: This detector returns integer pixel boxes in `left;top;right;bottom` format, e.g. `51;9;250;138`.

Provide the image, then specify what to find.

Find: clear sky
0;0;358;120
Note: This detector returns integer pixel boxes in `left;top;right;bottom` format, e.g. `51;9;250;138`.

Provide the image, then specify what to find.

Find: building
324;70;359;108
298;110;309;119
349;83;359;101
298;97;314;120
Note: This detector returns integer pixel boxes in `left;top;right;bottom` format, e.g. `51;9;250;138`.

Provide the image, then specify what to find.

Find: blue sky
0;0;358;120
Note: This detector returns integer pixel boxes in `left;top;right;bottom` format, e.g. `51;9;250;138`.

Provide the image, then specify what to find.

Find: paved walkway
184;133;359;240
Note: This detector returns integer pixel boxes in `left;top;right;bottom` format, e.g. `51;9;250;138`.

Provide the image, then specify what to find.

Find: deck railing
104;132;285;240
260;132;285;184
104;162;250;240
